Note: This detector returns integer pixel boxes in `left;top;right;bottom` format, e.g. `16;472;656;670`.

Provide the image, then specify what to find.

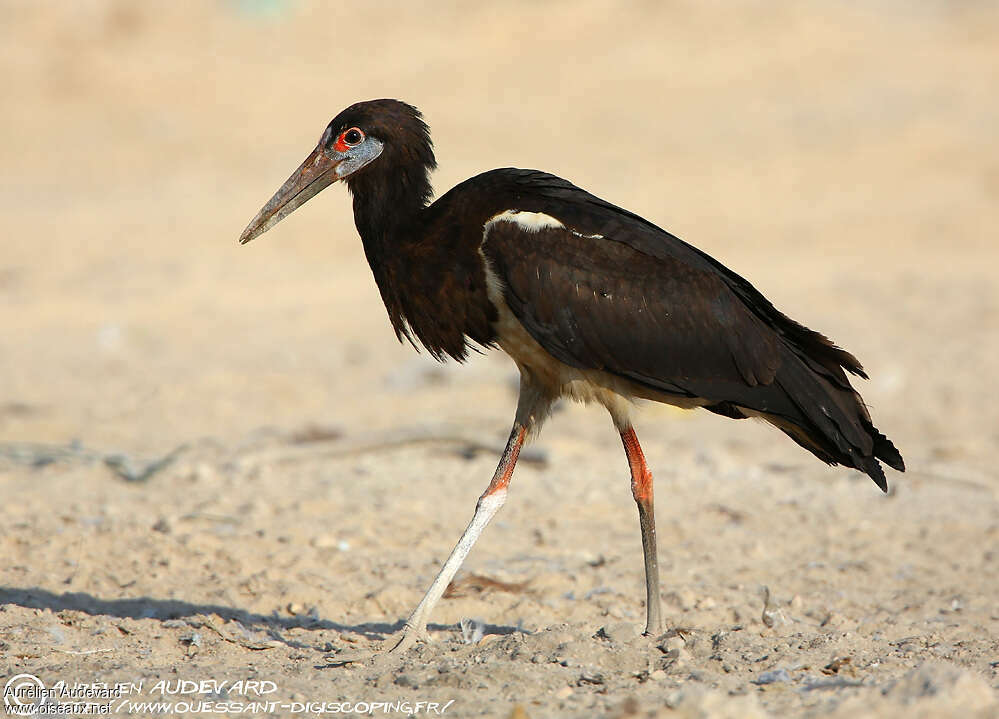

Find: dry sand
2;1;998;717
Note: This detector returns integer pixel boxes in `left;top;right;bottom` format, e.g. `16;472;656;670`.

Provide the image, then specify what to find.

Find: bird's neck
347;163;434;341
349;162;432;254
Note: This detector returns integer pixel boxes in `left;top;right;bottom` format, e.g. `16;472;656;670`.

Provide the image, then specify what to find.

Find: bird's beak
238;146;341;245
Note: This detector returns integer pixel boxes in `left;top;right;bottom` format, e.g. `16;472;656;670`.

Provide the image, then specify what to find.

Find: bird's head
239;99;435;245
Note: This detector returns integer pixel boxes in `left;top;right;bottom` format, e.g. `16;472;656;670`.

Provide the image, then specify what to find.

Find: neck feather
348;158;433;249
346;158;434;345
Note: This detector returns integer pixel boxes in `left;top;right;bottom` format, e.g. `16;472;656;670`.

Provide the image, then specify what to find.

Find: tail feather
763;347;904;492
858;454;889;493
873;428;905;472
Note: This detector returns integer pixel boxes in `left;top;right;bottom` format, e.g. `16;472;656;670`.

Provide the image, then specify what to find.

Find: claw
388;624;431;654
323;625;430;667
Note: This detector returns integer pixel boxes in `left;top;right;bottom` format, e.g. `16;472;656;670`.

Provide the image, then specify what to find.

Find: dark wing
484;217;780;398
481;171;903;488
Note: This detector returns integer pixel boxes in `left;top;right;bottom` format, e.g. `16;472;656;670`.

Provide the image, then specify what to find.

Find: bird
239;99;904;652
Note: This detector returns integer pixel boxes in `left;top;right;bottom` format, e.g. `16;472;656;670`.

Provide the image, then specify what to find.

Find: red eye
334;127;365;152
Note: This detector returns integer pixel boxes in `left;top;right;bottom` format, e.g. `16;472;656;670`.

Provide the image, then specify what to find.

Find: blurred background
2;0;997;463
2;4;998;713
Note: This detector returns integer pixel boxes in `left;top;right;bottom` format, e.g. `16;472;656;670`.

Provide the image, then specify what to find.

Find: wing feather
483;219;781;402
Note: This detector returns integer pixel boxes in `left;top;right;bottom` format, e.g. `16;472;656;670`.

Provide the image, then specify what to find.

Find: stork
239;99;904;652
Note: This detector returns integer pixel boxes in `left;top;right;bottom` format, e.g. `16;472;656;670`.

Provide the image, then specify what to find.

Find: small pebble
595;622;638;643
152;518;171;533
664;690;684;708
311;535;339;549
753;668;791;685
659;634;685;653
394;674;418;688
761;586;789;628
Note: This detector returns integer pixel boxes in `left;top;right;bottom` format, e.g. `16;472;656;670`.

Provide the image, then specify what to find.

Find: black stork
239;99;904;651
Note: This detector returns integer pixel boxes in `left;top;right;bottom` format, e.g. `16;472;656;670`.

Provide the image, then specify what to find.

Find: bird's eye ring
333;127;365;153
343;128;364;146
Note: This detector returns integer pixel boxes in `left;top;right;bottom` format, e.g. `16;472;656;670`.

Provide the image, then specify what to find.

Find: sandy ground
2;1;998;717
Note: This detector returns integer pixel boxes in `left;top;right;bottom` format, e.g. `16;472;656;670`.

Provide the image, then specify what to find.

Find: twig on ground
236;431;549;468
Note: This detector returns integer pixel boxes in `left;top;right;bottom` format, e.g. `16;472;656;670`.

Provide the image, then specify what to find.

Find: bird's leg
620;426;663;636
389;422;527;653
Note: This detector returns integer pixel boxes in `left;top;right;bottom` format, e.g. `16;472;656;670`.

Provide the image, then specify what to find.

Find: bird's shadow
0;586;521;651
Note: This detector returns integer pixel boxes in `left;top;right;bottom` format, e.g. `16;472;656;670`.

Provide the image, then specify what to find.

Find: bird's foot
387;624;431;654
323;625;430;667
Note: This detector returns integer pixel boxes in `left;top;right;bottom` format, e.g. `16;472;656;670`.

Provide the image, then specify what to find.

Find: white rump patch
485;210;566;233
484;209;604;240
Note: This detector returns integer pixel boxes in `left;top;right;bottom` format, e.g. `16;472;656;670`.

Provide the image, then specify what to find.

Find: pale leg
390;423;527;653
